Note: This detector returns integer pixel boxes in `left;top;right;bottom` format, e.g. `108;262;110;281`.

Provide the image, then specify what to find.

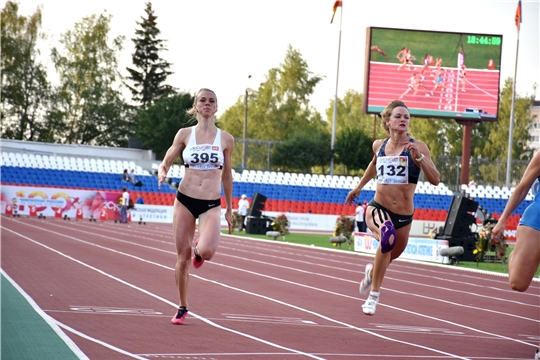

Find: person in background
128;169;136;183
158;88;234;325
237;194;250;231
136;194;145;205
129;169;143;186
122;169;130;182
345;99;440;316
120;187;129;223
354;201;365;233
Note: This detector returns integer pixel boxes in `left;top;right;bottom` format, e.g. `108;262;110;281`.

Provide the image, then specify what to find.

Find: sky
18;0;540;118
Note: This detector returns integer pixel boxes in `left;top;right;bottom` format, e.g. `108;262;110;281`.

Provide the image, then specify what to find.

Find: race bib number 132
377;156;409;184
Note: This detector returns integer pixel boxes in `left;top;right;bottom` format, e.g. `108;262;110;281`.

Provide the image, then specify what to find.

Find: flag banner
330;0;342;24
515;0;522;29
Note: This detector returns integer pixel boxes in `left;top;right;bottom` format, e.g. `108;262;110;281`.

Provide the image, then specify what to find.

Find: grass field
369;27;502;70
223;230;540;277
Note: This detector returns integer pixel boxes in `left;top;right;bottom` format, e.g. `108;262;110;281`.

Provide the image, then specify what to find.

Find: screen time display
467;35;501;46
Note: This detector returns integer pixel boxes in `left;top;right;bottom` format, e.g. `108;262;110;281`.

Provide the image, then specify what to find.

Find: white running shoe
535;348;540;360
359;263;373;296
362;293;379;315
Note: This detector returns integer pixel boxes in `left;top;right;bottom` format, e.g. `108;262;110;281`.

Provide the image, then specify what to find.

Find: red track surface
367;62;500;116
2;215;539;359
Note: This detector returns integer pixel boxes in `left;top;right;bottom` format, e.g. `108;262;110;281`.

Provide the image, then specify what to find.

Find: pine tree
126;2;173;108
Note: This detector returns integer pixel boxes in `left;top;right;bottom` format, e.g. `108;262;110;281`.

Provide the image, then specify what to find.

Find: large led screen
363;27;503;121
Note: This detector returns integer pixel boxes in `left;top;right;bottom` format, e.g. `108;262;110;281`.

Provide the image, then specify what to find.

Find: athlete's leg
173;199;196;308
196;206;222;261
508;225;540;292
371;225;411;291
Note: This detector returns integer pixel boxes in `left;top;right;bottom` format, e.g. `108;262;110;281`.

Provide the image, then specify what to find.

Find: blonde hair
380;100;412;137
186;88;218;115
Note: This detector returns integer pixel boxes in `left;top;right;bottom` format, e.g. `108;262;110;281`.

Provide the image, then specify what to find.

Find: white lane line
223;245;538;306
25;219;536;307
2;227;325;360
4;223;475;359
6;219;538;353
216;251;539;322
1;269;91;360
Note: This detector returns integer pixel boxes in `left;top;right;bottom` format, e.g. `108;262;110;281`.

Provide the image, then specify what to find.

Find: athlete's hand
157;165;167;189
225;209;233;234
404;141;422;162
491;221;504;238
346;188;360;205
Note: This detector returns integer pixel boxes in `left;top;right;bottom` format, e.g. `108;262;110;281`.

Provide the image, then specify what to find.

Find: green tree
334;128;373;174
126;1;173;108
479;78;535;161
272;131;332;174
135;92;194;159
50;13;130;146
325;89;379;139
1;1;50;141
408;117;461;158
219;45;325;170
474;78;535;183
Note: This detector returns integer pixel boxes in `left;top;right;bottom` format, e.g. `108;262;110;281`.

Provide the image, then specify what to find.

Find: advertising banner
354;231;449;263
1;186;122;221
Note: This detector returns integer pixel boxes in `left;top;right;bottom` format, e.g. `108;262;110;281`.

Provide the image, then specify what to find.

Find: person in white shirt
120;188;129;223
237;194;250;231
355;202;366;232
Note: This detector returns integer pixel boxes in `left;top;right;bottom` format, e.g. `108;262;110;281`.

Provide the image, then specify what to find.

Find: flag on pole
515;0;522;29
330;0;342;24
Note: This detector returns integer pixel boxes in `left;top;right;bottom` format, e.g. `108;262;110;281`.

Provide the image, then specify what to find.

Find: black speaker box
447;237;477;262
442;195;479;238
246;217;270;235
248;192;267;218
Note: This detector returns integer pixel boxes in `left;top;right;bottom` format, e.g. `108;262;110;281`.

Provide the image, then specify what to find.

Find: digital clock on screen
467;35;501;45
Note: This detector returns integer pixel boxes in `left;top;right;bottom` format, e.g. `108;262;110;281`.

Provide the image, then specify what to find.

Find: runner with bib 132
345;99;440;315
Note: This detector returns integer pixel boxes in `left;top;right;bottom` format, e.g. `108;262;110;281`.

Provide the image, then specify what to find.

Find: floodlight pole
243;75;251;170
506;22;521;188
330;6;343;176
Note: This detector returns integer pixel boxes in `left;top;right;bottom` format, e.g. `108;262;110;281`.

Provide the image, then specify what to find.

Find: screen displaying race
362;27;503;121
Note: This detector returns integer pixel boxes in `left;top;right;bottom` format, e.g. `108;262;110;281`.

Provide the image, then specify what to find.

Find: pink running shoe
171;306;188;325
193;238;204;269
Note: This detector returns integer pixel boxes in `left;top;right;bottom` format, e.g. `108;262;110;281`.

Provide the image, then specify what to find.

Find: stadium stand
0;151;532;221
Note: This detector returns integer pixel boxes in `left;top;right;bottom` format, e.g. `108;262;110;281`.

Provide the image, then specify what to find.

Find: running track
367;62;500;117
2;215;539;359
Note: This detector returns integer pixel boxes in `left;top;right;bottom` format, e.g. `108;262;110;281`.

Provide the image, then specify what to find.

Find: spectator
129;169;143;187
122;169;130;182
120;188;129;223
136;194;145;205
237;194;250;231
354;202;365;232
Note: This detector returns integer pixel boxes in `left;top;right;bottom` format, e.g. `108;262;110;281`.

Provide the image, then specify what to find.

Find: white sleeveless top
182;127;224;170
